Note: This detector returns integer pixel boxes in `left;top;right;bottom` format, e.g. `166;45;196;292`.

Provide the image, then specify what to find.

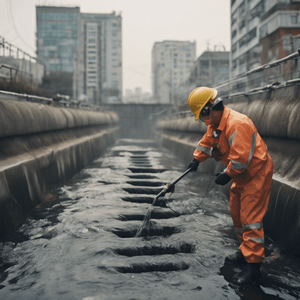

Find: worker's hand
165;183;175;194
187;158;199;172
215;172;232;185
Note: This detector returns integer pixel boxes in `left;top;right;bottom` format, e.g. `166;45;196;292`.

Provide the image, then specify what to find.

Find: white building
81;12;122;104
152;40;196;104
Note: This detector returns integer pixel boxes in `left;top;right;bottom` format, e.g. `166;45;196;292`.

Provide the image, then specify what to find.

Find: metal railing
214;49;300;99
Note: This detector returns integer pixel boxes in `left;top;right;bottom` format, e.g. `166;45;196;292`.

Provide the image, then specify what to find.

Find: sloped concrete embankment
156;84;300;257
0;98;119;237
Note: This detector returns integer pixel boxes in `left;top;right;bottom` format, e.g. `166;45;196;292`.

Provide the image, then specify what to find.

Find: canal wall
155;83;300;257
0;95;119;237
108;103;171;139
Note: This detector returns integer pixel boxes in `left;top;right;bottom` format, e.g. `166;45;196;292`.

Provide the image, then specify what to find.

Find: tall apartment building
81;12;122;104
231;0;300;78
36;6;122;104
152;40;196;104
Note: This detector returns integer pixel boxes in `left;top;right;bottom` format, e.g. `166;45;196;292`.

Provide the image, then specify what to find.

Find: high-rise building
81;12;122;104
36;6;122;104
231;0;300;78
36;6;82;97
152;40;196;104
36;6;81;74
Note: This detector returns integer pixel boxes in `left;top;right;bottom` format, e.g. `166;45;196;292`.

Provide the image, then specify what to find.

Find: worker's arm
226;121;256;178
193;129;212;163
187;129;212;172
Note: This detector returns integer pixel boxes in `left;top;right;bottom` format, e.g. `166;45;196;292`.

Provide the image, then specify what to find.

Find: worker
187;86;273;286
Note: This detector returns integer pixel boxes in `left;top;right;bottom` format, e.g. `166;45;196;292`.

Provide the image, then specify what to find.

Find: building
152;40;196;104
124;87;152;103
81;12;122;104
189;50;230;89
231;0;300;80
36;6;122;104
36;6;82;97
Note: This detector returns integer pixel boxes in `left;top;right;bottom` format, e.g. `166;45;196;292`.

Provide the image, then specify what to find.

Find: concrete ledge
0;125;119;237
0;97;120;237
0;98;118;139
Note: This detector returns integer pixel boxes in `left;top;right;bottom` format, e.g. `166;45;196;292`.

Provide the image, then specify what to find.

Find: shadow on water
0;139;299;300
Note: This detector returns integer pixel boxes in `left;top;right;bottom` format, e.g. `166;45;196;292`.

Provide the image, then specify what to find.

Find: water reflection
0;139;299;300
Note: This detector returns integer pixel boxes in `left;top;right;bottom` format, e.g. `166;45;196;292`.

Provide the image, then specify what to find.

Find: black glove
215;172;232;185
187;158;199;172
165;183;175;194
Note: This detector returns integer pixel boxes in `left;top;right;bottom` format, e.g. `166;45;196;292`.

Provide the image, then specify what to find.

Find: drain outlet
115;261;189;273
113;243;195;256
118;209;178;221
123;187;164;195
121;196;169;206
126;181;165;187
128;167;167;173
126;175;158;179
110;225;178;238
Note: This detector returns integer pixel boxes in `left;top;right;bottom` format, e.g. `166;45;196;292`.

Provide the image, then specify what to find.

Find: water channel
0;139;300;300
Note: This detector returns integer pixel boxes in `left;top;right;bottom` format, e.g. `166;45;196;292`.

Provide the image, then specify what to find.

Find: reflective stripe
243;222;263;230
231;160;248;170
231;132;257;170
196;145;211;156
229;131;236;146
249;237;264;244
234;227;243;234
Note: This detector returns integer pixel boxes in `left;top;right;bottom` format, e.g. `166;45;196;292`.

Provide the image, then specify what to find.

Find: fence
0;37;44;86
214;49;300;99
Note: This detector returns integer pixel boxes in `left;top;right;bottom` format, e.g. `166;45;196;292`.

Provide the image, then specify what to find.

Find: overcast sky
0;0;230;94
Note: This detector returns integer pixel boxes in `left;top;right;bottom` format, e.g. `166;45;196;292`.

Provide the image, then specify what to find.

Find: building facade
81;12;122;104
152;40;196;104
231;0;300;79
36;6;81;74
189;51;230;88
36;6;122;104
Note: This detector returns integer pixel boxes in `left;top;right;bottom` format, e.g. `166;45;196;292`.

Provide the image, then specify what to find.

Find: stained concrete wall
108;104;171;139
0;97;119;237
155;84;300;257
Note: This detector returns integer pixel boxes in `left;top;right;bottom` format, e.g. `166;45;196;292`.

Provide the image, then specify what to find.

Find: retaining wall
156;84;300;257
0;97;119;237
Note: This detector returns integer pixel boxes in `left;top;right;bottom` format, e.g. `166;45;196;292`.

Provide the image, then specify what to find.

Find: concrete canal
0;139;299;300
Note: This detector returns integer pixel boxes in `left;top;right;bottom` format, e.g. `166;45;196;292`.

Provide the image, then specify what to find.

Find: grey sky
0;0;230;94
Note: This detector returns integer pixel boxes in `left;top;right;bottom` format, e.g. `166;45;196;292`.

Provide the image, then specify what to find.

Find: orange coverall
194;106;273;263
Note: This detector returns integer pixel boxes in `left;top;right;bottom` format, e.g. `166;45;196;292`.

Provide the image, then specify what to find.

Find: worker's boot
224;249;247;265
231;263;261;286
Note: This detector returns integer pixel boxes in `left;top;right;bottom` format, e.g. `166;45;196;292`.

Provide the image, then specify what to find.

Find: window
291;14;298;25
88;39;96;43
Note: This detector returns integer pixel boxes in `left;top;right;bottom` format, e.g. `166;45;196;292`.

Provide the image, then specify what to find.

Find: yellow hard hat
188;87;218;121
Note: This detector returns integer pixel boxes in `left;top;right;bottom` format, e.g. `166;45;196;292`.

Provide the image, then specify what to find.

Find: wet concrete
0;139;299;300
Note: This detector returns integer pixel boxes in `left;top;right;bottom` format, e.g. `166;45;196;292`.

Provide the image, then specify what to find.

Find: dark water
0;139;300;300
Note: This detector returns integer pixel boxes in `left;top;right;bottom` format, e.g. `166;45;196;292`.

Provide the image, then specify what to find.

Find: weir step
115;261;189;273
127;167;168;173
